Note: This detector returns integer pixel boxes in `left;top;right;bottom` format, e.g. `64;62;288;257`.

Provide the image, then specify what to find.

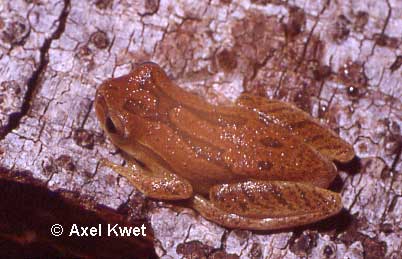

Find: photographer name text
68;223;147;237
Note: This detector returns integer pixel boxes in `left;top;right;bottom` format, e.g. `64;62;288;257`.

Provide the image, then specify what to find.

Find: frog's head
95;62;164;147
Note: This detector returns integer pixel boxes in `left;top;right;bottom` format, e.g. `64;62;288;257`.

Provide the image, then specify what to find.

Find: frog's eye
105;116;117;134
104;114;127;139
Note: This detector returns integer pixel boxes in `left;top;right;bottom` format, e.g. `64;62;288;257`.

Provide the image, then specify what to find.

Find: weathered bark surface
0;0;401;258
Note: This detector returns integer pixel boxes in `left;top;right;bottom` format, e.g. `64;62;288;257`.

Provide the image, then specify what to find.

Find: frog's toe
192;181;342;230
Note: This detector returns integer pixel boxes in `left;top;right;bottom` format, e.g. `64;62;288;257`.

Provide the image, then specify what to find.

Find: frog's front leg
101;159;193;200
192;181;342;230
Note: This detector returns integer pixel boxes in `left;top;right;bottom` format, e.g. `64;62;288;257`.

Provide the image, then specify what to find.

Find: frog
95;62;355;230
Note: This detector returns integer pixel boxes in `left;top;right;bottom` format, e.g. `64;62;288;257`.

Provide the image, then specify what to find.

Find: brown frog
95;62;355;230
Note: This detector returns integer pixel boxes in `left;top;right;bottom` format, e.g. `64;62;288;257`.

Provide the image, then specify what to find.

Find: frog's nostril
95;94;107;121
96;93;106;107
95;93;106;110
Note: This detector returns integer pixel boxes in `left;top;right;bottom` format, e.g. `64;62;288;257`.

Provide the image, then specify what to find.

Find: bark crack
0;0;71;140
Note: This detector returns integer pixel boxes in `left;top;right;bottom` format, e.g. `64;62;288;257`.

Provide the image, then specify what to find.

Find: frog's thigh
192;181;342;230
101;159;192;200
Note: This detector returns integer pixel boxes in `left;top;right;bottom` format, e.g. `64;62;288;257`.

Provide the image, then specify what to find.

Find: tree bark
0;0;401;258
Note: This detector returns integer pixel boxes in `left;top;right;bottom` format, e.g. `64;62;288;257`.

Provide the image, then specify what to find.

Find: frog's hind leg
192;181;342;230
100;159;193;200
236;94;355;163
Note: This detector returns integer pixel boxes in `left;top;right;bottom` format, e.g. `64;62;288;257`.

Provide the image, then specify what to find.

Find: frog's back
165;102;338;190
99;62;342;195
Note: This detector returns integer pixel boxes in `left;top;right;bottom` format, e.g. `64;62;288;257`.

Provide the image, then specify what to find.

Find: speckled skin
95;62;355;230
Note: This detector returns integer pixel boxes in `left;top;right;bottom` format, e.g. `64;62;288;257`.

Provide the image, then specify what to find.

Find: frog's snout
95;91;107;126
95;91;117;134
95;86;128;143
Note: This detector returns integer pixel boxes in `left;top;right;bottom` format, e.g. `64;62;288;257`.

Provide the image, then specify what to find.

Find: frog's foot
192;181;342;230
100;159;193;200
